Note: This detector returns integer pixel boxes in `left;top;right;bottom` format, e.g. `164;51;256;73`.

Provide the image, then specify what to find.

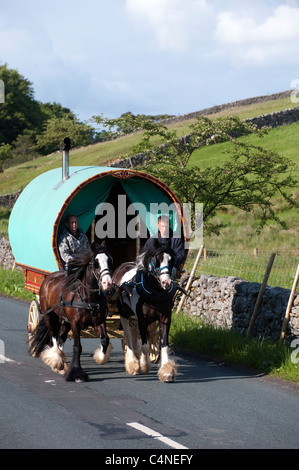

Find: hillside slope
1;90;298;196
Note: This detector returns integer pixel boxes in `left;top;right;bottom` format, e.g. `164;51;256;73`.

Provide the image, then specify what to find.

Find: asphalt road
0;295;299;452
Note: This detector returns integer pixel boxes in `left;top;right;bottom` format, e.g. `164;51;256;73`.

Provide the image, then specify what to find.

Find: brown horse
113;239;184;382
30;242;113;382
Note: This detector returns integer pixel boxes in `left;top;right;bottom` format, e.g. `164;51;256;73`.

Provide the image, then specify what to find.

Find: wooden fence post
280;262;299;342
246;253;276;337
175;244;204;315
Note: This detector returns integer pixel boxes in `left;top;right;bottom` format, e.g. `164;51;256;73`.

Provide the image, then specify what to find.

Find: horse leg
93;322;112;365
65;325;88;382
138;323;151;375
157;318;177;383
121;316;140;375
38;313;67;375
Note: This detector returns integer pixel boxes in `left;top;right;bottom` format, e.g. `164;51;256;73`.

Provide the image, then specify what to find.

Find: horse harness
119;268;186;306
39;265;110;323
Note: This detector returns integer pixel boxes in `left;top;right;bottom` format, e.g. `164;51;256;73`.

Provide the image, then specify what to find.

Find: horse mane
63;247;94;292
62;241;110;292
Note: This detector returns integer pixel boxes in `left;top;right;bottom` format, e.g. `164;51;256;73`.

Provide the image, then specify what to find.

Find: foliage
0;64;45;145
0;64;96;159
36;115;94;154
93;111;175;137
0;143;12;172
93;113;297;235
0;267;34;301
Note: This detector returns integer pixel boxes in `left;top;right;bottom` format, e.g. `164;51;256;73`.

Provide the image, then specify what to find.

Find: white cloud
216;5;299;45
125;0;212;51
214;4;299;65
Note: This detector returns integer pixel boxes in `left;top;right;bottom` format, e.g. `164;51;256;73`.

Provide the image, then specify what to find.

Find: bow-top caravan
9;162;187;360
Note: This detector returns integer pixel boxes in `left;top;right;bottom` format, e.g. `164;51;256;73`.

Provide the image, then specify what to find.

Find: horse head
144;239;176;290
91;241;113;293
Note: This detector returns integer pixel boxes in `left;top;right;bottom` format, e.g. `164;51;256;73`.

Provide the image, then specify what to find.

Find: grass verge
0;268;34;302
169;312;299;383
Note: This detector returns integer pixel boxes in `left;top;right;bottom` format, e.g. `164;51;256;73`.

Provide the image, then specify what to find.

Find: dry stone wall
177;273;299;341
0;190;22;209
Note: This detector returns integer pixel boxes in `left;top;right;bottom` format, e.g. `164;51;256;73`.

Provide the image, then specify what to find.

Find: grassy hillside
1;93;299;254
0;94;298;195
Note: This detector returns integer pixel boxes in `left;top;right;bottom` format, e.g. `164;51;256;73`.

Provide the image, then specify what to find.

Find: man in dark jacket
58;214;90;271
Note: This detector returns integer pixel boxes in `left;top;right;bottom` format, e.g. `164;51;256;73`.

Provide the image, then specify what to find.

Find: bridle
79;251;113;292
148;254;176;285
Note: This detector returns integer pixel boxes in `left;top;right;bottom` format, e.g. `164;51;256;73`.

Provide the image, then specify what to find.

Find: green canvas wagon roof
9;166;183;273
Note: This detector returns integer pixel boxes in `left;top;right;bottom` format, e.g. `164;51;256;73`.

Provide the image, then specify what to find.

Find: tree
92;111;175;138
93;113;297;234
10;132;39;166
36;115;94;154
0;64;44;145
0;143;12;172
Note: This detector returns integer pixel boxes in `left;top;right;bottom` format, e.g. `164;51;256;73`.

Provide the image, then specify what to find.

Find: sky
1;0;299;122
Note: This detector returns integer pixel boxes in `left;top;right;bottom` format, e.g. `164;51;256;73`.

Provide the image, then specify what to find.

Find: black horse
30;242;113;382
113;239;184;382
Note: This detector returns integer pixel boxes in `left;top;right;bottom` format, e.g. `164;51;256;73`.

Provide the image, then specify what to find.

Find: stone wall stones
0;190;22;209
177;273;299;341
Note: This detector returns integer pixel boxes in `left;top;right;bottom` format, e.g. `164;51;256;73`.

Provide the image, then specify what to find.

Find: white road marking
0;354;19;364
127;422;188;449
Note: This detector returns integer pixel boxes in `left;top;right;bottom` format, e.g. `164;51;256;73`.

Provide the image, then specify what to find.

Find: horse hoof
93;342;113;365
158;360;177;383
163;375;175;383
125;359;140;375
65;368;89;382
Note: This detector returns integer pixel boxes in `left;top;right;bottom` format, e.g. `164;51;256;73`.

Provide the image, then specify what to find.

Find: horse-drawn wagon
9;159;187;381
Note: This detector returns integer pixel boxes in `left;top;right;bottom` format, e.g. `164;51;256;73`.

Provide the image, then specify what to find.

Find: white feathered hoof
140;354;151;374
125;352;140;375
40;345;66;374
158;360;177;383
93;342;113;365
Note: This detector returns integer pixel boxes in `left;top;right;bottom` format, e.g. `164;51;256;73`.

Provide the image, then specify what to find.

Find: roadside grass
0;267;34;302
169;312;299;383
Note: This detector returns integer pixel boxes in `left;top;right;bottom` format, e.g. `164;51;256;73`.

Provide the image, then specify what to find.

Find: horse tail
29;317;51;357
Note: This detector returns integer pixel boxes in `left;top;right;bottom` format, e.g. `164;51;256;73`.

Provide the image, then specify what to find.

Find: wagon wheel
148;321;160;363
27;300;40;349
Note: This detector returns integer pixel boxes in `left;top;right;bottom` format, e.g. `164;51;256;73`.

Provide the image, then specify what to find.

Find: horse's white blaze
159;253;172;289
95;252;112;290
